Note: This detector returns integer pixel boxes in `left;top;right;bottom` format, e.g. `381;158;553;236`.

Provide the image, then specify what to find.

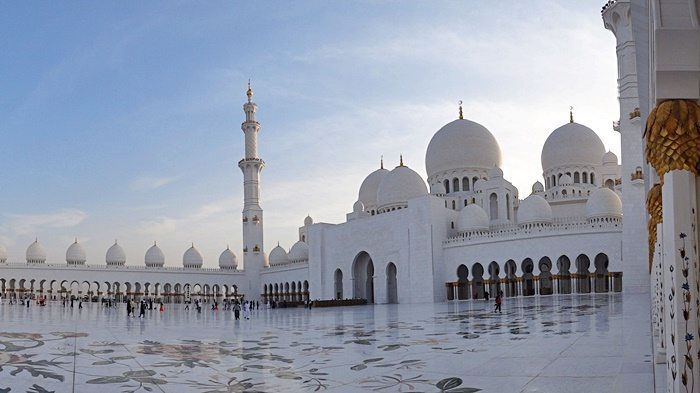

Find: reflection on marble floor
0;294;654;393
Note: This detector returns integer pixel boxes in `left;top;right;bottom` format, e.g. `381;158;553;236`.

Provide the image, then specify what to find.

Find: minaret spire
399;154;404;167
569;106;574;123
380;155;384;169
458;100;463;119
246;79;253;103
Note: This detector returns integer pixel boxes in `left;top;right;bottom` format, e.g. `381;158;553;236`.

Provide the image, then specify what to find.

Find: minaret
602;1;648;294
238;81;265;300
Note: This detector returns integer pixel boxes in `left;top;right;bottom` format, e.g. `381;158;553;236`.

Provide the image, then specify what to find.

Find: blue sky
0;1;621;267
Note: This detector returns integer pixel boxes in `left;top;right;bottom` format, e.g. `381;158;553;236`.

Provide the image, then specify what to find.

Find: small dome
541;122;606;172
586;187;622;220
517;195;553;225
219;247;238;270
269;244;289;266
602;151;618;166
0;244;6;263
532;181;544;193
559;174;573;186
358;167;389;209
304;215;314;226
66;239;86;265
145;242;165;267
376;164;428;210
26;239;46;264
431;181;446;195
183;244;203;268
288;240;309;261
457;204;490;233
353;200;364;213
488;166;503;179
425;119;502;179
106;241;126;266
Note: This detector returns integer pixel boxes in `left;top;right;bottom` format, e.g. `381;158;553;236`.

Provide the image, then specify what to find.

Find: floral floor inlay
0;294;653;392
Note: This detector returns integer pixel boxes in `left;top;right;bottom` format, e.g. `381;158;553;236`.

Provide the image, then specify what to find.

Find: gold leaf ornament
645;100;700;178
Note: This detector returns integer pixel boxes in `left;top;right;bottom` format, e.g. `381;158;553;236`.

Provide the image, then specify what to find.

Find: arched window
462;177;469;191
605;179;614;190
562;189;567;196
552;175;556;187
489;193;498;219
590;173;595;184
566;172;571;177
301;235;305;242
464;199;468;206
452;200;456;209
453;178;460;192
451;221;454;229
505;194;510;220
574;172;580;183
444;179;450;194
582;172;588;183
472;176;479;187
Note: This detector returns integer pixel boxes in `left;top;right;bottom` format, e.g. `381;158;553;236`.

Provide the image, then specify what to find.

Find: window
489;193;498;219
472;176;479;187
574;172;580;183
462;177;469;191
552;175;556;187
453;178;460;192
451;221;454;229
464;199;468;206
444;179;450;193
506;194;510;220
590;173;595;184
452;200;456;209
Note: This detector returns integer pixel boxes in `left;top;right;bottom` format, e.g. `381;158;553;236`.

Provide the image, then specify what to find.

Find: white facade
2;26;635;310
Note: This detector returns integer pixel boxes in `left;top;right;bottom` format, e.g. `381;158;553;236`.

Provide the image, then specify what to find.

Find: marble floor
0;293;656;393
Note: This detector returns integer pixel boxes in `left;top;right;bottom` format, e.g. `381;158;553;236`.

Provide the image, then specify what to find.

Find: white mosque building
0;2;651;308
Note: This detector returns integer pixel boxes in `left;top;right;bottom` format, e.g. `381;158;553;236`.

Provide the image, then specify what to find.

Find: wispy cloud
130;175;178;191
4;209;88;236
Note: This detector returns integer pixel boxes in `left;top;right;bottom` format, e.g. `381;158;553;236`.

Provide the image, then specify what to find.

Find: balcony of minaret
628;107;640;120
253;245;260;252
612;120;620;132
631;167;644;185
242;216;248;223
252;215;259;224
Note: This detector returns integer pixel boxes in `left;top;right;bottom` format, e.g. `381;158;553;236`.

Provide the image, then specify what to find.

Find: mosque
0;1;647;309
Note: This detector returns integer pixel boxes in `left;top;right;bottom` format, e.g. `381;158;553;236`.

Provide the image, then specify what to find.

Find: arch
590;173;595;185
462;177;470;191
575;254;591;293
303;281;309;302
487;261;500;296
556;256;572;294
538;257;553;295
551;174;556;187
472;176;479;188
456;264;469;300
352;251;374;303
453;178;460;192
574;172;580;183
386;262;398;304
505;194;510;220
334;269;343;300
444;179;450;194
604;179;614;190
593;253;609;293
489;193;498;219
471;263;485;299
452;200;456;210
505;260;517;297
582;172;588;183
521;258;535;296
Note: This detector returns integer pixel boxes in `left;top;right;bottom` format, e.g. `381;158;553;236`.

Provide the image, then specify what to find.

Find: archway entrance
386;263;397;304
594;253;609;293
456;264;469;300
538;257;553;295
352;251;375;303
334;269;343;300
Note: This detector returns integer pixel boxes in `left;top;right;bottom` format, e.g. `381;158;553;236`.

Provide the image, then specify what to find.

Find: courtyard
0;294;654;393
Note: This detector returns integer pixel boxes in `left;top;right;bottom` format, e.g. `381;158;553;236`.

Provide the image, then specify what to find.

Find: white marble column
661;170;700;392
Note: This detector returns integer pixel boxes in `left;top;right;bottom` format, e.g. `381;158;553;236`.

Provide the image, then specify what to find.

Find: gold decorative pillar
645;99;700;391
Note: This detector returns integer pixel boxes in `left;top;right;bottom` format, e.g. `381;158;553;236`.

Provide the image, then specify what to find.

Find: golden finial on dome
380;155;384;169
399;154;404;167
458;100;463;120
246;79;253;102
569;106;574;123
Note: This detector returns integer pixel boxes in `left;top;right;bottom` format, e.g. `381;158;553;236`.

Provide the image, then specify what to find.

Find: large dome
145;243;165;267
457;204;490;233
0;244;6;263
26;239;46;264
376;164;428;211
358;167;389;209
219;247;237;270
425;119;502;179
183;244;203;268
269;244;289;266
517;195;553;225
586;188;622;220
288;240;309;261
66;240;86;265
541;122;606;172
106;241;126;266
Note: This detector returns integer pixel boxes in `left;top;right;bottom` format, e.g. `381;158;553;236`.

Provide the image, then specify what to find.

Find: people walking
233;301;241;320
494;293;502;313
242;301;250;320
